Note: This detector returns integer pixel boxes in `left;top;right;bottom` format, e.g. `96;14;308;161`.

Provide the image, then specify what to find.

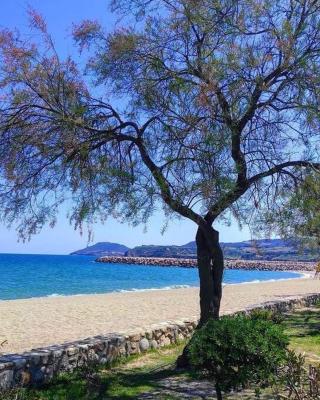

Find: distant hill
220;239;317;261
71;239;319;261
126;244;196;259
71;242;129;257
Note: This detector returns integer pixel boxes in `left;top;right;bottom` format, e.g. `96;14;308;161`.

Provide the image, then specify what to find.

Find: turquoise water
0;253;302;300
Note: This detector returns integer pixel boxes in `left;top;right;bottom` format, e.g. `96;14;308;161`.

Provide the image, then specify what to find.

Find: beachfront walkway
0;277;319;354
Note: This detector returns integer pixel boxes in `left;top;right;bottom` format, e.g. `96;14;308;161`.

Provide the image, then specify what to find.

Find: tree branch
248;161;320;185
205;160;320;224
135;137;205;226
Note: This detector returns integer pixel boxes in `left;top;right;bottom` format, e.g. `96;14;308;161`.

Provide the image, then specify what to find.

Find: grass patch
284;305;320;363
95;343;188;399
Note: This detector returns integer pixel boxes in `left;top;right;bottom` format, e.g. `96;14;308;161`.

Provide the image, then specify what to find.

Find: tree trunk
215;383;223;400
176;224;224;368
196;225;224;326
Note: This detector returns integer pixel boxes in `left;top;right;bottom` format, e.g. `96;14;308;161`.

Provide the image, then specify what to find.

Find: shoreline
0;270;307;303
223;270;311;286
0;276;319;355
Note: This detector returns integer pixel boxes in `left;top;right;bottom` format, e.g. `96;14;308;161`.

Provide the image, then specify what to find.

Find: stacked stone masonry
0;293;319;390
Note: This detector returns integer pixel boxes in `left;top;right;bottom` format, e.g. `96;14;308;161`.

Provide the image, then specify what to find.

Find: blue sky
0;0;252;254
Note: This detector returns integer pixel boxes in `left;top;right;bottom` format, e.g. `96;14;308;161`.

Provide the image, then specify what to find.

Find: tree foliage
1;1;320;240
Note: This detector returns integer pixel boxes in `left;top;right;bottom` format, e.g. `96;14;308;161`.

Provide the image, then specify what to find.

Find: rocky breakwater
96;256;316;272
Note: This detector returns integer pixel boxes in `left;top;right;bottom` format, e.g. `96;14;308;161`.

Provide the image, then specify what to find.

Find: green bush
188;315;289;399
249;308;284;324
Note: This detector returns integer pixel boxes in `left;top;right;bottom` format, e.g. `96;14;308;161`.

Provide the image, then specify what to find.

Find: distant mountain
71;239;319;261
126;244;196;259
71;242;129;257
126;239;319;261
220;239;315;261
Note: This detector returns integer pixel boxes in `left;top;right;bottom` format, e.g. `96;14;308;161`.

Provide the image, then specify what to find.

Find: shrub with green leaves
249;308;284;324
188;315;289;399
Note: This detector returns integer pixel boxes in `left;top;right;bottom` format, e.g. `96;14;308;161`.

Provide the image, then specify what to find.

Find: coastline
0;270;306;302
0;276;319;355
223;270;310;286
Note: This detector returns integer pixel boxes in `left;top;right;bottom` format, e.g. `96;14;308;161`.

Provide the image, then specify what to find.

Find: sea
0;253;303;301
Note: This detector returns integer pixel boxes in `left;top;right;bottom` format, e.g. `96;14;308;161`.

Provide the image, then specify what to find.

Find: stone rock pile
96;256;316;271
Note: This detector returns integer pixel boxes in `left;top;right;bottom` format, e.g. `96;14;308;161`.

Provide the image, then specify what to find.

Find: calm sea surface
0;253;302;300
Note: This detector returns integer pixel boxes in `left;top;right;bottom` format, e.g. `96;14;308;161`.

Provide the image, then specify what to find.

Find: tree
1;0;320;328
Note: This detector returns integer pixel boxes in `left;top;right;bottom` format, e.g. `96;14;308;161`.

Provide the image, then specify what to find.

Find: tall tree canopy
1;0;320;325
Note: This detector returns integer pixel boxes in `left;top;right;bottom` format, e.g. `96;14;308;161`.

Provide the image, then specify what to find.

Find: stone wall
0;293;319;391
96;256;316;272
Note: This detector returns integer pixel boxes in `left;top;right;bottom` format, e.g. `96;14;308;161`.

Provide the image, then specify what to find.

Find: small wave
6;272;305;301
224;273;304;286
223;279;262;287
43;285;193;298
46;292;98;298
116;284;193;293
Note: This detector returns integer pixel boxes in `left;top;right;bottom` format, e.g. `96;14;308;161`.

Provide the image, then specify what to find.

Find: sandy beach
0;276;319;355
